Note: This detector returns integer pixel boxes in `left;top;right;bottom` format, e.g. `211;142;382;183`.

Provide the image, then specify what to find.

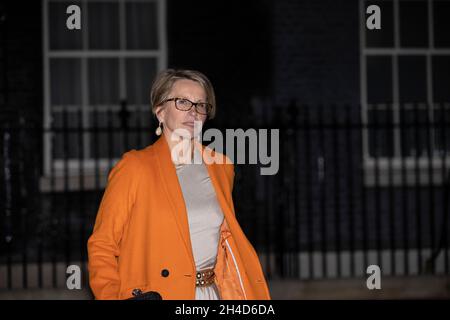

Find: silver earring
156;121;163;136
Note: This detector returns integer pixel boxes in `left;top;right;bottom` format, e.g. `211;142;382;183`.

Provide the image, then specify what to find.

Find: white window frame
359;0;450;186
41;0;167;192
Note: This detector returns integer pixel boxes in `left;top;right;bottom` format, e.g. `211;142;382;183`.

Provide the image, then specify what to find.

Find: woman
87;69;271;300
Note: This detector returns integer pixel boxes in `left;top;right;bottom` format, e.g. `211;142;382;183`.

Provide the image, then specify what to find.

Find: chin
172;127;195;139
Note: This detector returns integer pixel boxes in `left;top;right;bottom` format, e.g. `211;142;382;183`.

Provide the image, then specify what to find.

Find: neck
162;129;195;164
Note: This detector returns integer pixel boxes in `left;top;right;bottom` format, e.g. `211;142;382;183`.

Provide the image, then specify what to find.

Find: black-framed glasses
163;97;212;115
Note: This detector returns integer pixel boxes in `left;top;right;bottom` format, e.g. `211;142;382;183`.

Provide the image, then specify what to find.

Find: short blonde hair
150;69;216;120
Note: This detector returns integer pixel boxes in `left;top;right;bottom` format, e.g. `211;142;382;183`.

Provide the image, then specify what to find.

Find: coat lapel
152;132;234;271
153;133;195;269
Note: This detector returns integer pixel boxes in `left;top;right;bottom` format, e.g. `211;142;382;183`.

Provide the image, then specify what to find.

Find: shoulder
109;145;153;177
107;149;141;181
122;144;155;168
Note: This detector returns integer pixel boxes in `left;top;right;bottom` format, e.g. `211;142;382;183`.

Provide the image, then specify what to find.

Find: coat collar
151;132;234;269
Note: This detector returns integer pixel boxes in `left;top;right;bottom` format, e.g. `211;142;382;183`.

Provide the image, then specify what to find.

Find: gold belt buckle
195;268;215;287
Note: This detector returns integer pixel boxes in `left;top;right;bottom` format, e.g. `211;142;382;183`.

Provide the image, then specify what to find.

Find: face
155;79;208;140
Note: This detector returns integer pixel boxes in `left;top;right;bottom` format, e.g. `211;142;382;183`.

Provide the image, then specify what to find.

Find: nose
188;107;197;118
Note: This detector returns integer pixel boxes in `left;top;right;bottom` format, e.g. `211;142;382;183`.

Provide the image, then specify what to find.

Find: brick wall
272;0;360;106
2;1;43;124
167;0;273;119
0;1;43;258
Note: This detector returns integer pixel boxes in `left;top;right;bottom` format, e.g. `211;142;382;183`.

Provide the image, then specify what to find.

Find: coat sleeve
87;150;140;300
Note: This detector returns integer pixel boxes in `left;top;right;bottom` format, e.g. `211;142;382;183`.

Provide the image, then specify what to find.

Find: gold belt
195;268;215;287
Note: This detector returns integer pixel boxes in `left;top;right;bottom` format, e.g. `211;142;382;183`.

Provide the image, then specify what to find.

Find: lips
183;122;194;127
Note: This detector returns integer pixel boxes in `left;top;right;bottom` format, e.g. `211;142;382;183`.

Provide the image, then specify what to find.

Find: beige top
175;146;224;300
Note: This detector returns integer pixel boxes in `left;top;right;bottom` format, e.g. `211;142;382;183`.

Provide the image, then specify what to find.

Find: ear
154;105;165;123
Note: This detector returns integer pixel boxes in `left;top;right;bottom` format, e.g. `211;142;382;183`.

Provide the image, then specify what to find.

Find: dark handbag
127;290;163;300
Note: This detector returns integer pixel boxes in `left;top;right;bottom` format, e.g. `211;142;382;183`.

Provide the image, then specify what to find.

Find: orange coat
87;133;271;300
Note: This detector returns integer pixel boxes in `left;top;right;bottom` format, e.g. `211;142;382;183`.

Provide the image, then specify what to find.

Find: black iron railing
0;102;449;290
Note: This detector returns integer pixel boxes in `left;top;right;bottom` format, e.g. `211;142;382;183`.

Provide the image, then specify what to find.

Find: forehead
169;79;206;100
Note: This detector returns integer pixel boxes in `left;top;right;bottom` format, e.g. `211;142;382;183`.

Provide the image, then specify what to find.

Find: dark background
0;0;449;298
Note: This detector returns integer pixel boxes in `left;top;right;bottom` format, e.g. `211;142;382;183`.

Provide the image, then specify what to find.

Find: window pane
365;0;394;47
434;1;450;48
88;109;152;159
433;104;450;154
399;1;428;48
126;58;157;105
399;104;429;157
367;56;393;104
398;55;427;103
128;109;153;148
126;2;158;50
432;56;450;103
50;58;81;106
52;110;82;159
49;1;82;50
368;107;395;157
88;111;131;158
88;2;120;50
88;110;115;159
88;58;120;105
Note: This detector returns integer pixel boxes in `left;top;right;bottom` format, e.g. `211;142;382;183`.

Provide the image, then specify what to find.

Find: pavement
0;276;449;300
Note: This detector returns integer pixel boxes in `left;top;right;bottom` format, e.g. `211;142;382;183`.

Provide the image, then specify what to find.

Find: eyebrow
178;96;207;103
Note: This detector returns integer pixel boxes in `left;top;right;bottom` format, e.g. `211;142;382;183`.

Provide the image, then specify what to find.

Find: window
360;0;450;186
41;0;167;191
